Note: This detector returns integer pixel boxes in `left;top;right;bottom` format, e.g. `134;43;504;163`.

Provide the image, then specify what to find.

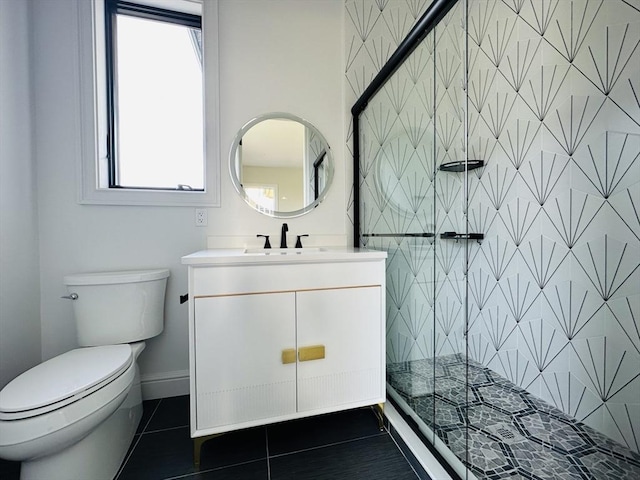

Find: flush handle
61;293;79;300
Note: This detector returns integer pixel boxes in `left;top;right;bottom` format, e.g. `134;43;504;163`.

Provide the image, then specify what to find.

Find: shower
348;0;640;478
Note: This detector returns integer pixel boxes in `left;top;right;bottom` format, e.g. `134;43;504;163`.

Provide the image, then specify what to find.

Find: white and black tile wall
345;0;640;454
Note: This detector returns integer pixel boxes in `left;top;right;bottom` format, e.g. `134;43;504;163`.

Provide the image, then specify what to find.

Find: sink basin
243;247;326;255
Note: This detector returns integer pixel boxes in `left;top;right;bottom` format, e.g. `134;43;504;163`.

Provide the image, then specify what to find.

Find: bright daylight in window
113;13;203;190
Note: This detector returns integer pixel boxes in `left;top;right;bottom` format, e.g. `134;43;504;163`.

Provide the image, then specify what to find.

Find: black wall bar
362;233;435;238
351;0;458;247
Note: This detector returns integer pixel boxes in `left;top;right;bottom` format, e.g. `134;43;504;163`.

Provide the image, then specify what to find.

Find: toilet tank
63;269;170;347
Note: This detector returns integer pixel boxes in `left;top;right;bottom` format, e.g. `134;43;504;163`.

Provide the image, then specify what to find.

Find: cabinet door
194;292;296;430
296;287;383;412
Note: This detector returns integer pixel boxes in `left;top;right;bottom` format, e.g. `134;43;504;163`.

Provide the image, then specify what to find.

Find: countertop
181;247;387;266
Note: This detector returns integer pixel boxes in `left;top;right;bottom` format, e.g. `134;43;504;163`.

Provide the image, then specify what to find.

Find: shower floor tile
388;354;640;480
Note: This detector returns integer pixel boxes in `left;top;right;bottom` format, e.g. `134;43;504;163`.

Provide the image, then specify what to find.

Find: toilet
0;269;170;480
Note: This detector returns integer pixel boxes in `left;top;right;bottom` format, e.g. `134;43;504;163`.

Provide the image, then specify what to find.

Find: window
77;0;220;206
105;0;203;190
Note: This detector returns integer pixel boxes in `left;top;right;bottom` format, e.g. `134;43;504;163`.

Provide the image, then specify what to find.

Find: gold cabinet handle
281;348;296;364
298;345;325;362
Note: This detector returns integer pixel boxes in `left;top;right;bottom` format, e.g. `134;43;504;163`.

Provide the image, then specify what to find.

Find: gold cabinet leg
373;402;385;431
193;433;223;467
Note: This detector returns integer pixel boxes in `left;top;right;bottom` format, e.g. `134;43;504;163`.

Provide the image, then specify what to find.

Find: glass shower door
431;1;473;476
355;0;640;477
358;1;472;477
357;0;439;451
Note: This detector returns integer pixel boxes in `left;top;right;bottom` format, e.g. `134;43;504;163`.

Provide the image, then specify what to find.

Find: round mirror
229;113;334;217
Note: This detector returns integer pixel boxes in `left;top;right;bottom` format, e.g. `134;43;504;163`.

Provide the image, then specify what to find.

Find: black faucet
295;234;309;248
257;234;271;248
280;223;288;248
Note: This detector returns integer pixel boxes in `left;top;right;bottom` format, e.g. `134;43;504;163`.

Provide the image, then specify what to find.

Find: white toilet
0;269;170;480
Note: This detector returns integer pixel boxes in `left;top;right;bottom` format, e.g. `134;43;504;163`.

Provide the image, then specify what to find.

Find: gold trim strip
281;348;296;364
193;285;381;299
298;345;325;362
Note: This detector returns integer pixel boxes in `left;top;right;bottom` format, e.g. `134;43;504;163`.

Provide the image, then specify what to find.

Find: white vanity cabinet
194;292;297;429
182;248;387;439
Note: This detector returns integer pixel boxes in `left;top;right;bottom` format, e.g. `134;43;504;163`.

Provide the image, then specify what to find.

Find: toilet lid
0;345;132;415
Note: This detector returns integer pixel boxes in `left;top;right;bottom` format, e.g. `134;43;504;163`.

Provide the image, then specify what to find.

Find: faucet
280;223;288;248
257;234;271;248
295;234;309;248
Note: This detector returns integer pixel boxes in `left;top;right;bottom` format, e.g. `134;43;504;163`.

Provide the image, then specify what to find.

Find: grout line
265;426;272;480
141;399;163;433
143;424;190;435
114;433;142;480
115;399;163;480
162;459;267;480
267;431;387;459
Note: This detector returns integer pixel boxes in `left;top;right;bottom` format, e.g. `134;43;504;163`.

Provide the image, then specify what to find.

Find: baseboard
140;370;189;400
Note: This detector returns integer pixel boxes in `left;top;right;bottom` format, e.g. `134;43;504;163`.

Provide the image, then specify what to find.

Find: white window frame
76;0;220;206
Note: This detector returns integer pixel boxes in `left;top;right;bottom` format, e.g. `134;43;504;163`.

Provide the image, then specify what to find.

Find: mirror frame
229;112;334;218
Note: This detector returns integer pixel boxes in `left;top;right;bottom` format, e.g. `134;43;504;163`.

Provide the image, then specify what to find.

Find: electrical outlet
195;208;208;227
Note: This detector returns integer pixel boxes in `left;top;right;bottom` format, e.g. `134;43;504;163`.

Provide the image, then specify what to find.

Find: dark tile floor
388;353;640;480
0;395;430;480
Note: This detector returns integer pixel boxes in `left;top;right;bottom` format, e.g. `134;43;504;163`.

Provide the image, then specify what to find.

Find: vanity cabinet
182;249;386;439
194;292;297;429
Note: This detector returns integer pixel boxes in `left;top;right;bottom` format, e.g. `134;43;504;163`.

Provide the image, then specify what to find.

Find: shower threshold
387;354;640;479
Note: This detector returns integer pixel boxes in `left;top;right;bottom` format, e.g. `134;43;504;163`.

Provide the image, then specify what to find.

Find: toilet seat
0;345;132;420
0;352;137;461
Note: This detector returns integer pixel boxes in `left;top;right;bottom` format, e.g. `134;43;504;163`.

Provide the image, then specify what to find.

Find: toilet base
19;370;143;480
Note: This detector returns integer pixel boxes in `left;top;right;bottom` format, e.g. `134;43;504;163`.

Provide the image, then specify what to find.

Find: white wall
0;0;42;390
26;0;344;398
210;0;346;247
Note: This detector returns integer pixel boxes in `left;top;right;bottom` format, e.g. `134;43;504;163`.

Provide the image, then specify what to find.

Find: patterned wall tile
347;0;640;457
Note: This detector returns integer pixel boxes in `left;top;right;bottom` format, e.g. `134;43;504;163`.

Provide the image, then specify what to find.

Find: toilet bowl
0;269;169;480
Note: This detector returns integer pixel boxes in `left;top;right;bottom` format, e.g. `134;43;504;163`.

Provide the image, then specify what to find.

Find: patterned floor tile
509;440;589;479
436;382;475;405
448;427;516;478
443;363;493;386
475;384;531;414
467;404;515;430
387;355;640;479
516;411;593;453
579;451;640;480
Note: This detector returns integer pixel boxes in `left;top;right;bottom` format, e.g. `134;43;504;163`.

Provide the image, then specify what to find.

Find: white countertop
181;247;387;266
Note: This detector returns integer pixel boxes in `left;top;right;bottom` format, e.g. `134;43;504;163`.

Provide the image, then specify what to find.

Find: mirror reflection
230;113;333;217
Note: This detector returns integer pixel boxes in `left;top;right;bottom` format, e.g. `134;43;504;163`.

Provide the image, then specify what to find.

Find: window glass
110;9;204;190
114;14;204;190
